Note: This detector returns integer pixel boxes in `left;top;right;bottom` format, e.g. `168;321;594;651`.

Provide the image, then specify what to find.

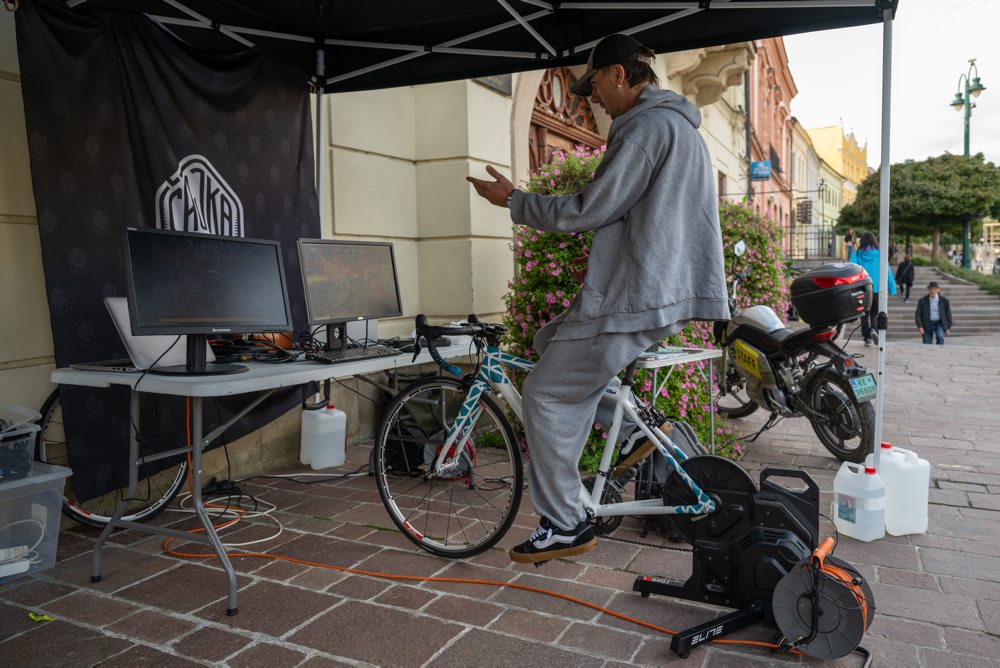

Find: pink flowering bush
718;200;790;318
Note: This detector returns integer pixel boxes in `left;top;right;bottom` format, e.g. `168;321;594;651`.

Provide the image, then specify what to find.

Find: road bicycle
373;314;752;559
35;388;187;527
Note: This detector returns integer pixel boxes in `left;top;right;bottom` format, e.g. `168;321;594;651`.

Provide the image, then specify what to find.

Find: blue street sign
751;160;771;181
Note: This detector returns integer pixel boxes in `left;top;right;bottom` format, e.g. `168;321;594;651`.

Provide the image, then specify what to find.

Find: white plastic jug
833;461;885;542
300;404;347;470
866;443;930;536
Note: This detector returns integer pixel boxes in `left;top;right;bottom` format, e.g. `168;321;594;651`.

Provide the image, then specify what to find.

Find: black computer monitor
123;227;292;375
296;239;403;350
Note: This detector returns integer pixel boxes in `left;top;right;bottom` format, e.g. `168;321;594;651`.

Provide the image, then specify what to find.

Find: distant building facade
749;38;797;252
789;117;828;259
808;125;868;207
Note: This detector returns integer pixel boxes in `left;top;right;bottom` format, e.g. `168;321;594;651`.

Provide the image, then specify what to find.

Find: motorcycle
713;241;876;463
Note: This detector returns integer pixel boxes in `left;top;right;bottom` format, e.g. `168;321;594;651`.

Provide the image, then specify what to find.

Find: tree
838;153;1000;260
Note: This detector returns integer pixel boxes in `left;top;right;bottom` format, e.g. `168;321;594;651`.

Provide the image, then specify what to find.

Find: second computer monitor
297;239;402;349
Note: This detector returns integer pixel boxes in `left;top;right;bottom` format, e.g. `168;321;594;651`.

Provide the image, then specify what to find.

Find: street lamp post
950;58;987;270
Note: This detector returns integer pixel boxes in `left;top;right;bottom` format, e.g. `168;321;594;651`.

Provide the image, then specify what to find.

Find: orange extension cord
177;398;803;657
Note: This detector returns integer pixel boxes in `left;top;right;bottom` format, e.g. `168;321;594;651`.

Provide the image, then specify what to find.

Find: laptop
71;297;215;373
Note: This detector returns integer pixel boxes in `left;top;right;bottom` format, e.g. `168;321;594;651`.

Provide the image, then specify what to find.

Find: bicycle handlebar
412;314;490;376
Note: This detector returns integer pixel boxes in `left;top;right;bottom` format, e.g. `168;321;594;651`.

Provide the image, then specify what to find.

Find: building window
718;171;727;199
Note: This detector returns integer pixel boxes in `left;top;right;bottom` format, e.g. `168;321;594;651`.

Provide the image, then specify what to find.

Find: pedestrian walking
895;254;915;303
844;228;856;260
915;281;953;345
849;231;896;346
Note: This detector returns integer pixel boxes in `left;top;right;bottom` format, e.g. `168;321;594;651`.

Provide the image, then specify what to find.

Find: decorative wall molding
678;43;754;108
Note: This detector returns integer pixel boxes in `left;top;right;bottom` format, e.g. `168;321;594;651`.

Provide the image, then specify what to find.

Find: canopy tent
61;0;900;467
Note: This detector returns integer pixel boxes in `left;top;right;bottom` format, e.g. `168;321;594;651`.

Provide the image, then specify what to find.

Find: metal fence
786;225;839;261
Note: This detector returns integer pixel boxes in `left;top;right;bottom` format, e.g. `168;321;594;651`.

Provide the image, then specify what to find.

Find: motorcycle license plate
733;340;761;378
849;374;877;402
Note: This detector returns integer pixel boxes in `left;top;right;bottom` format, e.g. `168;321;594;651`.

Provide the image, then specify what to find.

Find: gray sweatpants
522;316;676;530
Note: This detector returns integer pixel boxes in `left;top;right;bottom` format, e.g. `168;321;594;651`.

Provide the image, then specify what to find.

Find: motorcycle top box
790;263;872;327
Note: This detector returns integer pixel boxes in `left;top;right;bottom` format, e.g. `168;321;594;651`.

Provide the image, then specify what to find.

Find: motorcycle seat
760;327;794;353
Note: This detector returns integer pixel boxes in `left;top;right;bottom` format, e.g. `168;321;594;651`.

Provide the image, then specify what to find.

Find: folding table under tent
58;0;899;465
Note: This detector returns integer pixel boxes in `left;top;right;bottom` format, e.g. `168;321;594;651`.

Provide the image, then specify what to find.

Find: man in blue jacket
915;282;953;344
467;34;729;564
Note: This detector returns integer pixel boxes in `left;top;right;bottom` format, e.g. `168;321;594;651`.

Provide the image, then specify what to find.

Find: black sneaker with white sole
509;517;597;564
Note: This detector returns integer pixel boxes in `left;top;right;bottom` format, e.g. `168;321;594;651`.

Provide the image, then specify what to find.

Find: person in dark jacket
895;255;915;303
915;281;953;344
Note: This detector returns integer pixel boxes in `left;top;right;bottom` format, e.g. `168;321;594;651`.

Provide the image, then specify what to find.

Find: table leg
189;396;240;616
92;390;142;583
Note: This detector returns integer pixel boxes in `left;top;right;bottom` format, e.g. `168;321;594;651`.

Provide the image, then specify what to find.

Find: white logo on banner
155;155;244;236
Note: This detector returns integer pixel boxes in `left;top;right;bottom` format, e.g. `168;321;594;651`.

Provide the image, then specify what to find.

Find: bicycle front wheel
37;388;188;527
374;376;523;558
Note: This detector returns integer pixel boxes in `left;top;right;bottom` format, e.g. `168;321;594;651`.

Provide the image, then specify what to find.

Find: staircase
885;266;1000;339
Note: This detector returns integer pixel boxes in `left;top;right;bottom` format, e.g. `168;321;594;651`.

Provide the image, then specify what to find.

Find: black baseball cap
928;281;940;289
569;34;653;97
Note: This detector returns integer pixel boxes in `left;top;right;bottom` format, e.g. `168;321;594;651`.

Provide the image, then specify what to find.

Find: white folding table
635;348;723;451
51;339;474;615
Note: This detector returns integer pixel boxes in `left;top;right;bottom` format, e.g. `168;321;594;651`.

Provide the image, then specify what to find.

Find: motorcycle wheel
807;370;875;463
715;358;759;419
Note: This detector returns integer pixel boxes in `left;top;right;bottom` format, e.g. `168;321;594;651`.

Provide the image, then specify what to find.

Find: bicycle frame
430;343;716;518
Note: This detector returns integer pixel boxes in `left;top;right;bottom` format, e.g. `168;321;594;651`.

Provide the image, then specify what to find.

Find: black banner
16;0;320;500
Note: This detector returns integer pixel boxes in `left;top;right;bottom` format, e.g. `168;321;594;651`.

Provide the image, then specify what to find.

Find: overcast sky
783;0;1000;169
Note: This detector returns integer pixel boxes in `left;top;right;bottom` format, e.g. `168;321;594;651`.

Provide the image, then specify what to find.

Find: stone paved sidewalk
1;335;998;666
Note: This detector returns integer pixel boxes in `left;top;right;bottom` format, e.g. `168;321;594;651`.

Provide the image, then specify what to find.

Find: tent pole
873;6;893;470
315;48;327;233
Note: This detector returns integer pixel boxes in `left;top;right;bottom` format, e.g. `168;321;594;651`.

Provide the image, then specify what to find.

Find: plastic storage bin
0;401;42;484
0;462;72;584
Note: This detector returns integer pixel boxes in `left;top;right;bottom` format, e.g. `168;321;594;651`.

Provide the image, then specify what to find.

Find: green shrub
919;258;1000;296
502;149;790;469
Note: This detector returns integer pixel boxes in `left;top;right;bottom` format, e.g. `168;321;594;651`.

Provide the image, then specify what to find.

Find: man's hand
944;329;949;336
467;165;515;208
918;327;924;335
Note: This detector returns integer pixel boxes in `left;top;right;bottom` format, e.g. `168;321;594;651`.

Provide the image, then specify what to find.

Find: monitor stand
325;323;350;352
148;334;248;376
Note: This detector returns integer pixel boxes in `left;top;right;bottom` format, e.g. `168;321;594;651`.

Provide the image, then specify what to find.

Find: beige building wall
0;16;56;414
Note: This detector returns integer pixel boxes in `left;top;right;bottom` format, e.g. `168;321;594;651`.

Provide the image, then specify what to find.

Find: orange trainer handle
812;536;836;565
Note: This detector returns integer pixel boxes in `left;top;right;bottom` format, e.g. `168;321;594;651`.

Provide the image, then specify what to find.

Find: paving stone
938;480;989;493
921;648;998;667
928;488;969;507
919;547;1000;583
195;580;340;636
373;584;439;610
327;574;392;600
428;627;604;667
702;648;785;666
576;565;644;593
487;608;570;642
913;533;1000;558
42;589;140;627
0;600;41;642
866;615;945;648
46;546;180;595
298;655;355;667
105;609;197;644
967;492;1000;511
353;546;451;578
940;576;1000;603
979;599;1000;635
632;636;698;665
876;566;938;590
422;593;503;626
945;626;1000;659
170;626;252;662
870;583;982;630
227;642;307;667
848;637;921;668
276;532;383;569
418;560;517;597
99;645;202;667
600;591;714;637
289;600;464;666
289;565;344;591
0;619;132;666
559;621;644;661
490;572;615;622
627;547;695;581
0;579;75;607
572;537;642;570
117;563;250;613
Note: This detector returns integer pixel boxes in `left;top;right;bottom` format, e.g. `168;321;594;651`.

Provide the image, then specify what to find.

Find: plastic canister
832;461;885;542
300;404;347;470
866;442;930;536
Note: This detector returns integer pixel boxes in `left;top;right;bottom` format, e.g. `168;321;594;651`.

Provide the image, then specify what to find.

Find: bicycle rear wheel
37;388;188;527
374;375;523;558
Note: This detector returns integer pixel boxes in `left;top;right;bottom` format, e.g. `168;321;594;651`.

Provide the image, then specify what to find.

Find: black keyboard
304;344;403;365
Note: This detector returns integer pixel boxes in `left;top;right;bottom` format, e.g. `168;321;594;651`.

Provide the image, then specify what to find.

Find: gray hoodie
509;85;730;341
